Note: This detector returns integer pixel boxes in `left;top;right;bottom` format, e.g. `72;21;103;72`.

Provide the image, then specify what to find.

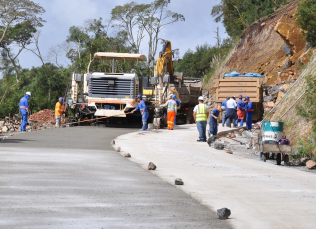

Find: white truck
68;52;147;121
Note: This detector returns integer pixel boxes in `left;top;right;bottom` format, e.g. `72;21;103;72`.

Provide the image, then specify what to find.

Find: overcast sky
18;0;227;69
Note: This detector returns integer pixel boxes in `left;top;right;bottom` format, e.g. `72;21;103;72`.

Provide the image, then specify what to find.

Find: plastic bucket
68;99;73;105
262;121;284;143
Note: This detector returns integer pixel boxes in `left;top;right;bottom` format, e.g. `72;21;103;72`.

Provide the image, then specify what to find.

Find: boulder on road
175;178;184;185
214;142;224;150
148;162;157;170
217;208;231;220
306;160;316;170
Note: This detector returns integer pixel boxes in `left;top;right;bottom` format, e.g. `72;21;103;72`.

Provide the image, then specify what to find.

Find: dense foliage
296;0;316;47
211;0;289;38
174;38;234;78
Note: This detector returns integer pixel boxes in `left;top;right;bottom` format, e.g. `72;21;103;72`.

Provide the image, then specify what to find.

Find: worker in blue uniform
235;95;246;127
19;91;31;131
245;96;254;130
208;106;224;142
173;94;181;125
131;94;149;130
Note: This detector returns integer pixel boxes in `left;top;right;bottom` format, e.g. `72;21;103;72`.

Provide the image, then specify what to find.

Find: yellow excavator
148;40;202;127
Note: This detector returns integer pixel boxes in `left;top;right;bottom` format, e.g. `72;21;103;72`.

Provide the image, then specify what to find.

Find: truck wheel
284;154;289;165
276;153;281;165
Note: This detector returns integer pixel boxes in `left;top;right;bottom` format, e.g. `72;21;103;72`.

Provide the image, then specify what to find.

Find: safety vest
196;104;208;121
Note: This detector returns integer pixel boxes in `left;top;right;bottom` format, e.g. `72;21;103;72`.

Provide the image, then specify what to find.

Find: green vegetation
296;0;316;47
211;0;289;39
295;134;316;160
174;37;234;79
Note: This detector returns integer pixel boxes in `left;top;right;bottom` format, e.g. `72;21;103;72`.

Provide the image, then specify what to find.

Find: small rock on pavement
225;149;233;154
306;160;316;169
217;208;231;220
300;157;309;166
124;153;131;158
214;142;224;150
148;162;157;170
111;139;115;145
117;147;121;152
175;178;184;185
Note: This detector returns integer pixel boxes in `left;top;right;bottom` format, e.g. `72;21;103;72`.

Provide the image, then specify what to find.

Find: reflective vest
55;102;63;116
196;104;208;121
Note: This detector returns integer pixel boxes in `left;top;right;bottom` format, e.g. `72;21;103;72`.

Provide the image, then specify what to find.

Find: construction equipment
150;40;202;127
66;52;147;123
215;76;264;121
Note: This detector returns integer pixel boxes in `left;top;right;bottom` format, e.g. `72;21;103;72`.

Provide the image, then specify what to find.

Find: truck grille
89;76;135;98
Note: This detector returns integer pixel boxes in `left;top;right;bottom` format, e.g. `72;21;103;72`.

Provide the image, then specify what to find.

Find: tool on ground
217;133;244;145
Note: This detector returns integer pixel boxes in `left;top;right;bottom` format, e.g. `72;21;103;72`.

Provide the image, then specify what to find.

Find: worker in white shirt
226;96;237;128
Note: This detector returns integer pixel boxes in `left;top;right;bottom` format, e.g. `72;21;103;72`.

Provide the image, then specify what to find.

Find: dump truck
215;77;264;121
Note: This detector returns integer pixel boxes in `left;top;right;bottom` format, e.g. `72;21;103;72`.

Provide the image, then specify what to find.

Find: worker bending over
55;97;64;127
193;96;209;142
19;91;31;132
235;95;246;127
245;96;254;130
160;94;177;130
209;106;224;142
131;94;149;131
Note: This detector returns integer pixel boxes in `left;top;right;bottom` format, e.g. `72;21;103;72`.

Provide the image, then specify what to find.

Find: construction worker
131;94;149;131
160;94;177;130
193;96;209;142
245;96;254;130
55;97;64;127
226;95;237;127
235;95;246;127
209;106;224;142
19;91;31;132
221;96;230;127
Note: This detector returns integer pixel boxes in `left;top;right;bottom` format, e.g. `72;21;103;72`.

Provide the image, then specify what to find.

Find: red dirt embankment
207;0;311;89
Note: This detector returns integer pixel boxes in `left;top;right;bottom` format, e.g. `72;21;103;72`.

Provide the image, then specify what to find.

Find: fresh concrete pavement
0;127;231;229
116;124;316;229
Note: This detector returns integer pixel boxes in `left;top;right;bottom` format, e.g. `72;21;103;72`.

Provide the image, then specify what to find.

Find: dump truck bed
215;77;263;103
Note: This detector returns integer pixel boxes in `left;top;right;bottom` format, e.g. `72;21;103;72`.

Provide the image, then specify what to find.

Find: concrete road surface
116;124;316;229
0;127;231;229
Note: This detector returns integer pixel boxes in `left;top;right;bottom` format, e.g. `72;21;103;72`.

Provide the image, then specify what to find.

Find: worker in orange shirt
55;97;63;127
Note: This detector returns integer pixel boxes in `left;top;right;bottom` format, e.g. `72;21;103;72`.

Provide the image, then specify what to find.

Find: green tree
296;0;316;47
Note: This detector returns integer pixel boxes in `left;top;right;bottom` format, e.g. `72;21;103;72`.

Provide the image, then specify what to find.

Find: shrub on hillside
296;0;316;47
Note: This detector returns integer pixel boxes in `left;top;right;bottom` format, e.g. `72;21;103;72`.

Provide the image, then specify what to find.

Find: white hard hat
169;94;173;98
26;91;31;96
198;96;204;101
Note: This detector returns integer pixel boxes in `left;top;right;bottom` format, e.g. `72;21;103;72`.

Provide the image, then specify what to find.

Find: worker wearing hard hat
208;106;224;142
245;96;254;130
160;94;178;130
19;91;31;131
55;97;64;127
131;94;149;130
193;96;209;142
235;95;246;127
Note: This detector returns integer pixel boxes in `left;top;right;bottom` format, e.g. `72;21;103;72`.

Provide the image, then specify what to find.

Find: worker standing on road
55;97;64;128
131;94;149;131
208;106;224;142
245;96;254;130
193;96;209;142
235;95;246;127
19;91;31;132
221;96;230;127
226;96;237;128
160;95;177;130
